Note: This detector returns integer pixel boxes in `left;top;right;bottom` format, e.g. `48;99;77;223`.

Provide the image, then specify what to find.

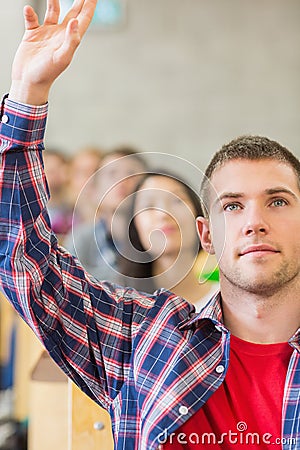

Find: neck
220;277;300;343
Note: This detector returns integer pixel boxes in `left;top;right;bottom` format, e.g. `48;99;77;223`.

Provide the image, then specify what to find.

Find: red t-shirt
163;335;293;449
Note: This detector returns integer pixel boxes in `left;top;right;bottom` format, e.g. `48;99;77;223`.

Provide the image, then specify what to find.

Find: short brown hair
200;135;300;217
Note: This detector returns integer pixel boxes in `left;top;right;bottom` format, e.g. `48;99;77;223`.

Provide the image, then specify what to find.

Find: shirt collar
289;328;300;352
179;292;300;352
179;291;228;333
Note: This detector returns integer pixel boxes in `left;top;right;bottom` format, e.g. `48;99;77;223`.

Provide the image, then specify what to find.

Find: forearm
0;95;49;229
0;96;50;318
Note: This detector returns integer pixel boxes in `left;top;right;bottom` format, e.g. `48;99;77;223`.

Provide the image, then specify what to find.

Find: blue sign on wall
57;0;127;28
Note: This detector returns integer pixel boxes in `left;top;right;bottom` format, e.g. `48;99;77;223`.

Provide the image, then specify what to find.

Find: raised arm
9;0;97;105
0;0;158;409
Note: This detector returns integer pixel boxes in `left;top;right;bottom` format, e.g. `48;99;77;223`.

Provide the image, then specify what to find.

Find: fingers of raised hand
23;5;39;30
54;18;81;68
63;0;85;19
44;0;60;25
62;0;97;35
41;0;97;34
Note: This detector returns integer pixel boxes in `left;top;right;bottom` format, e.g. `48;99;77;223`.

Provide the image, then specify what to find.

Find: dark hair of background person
119;170;203;292
105;145;147;165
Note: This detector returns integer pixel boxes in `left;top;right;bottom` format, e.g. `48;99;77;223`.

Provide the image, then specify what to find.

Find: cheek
209;215;228;257
134;213;171;255
134;214;152;248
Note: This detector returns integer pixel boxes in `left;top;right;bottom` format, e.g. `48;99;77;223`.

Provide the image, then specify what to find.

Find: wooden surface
0;294;15;365
13;318;34;422
70;382;114;450
1;292;114;449
28;380;69;450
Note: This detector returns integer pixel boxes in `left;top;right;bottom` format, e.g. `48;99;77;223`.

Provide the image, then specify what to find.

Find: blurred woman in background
119;170;219;310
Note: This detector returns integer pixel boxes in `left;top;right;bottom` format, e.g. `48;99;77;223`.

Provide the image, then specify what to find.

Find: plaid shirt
0;97;299;450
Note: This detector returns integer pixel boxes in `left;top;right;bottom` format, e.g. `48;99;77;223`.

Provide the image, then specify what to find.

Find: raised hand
9;0;97;105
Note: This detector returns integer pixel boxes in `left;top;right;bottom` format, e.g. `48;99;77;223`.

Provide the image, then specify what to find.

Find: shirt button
1;114;9;124
215;364;225;374
179;405;189;416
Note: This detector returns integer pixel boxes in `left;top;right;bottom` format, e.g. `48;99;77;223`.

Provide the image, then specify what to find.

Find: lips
159;225;177;234
239;244;279;256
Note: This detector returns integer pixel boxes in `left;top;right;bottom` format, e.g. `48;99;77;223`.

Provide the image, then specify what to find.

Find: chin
238;276;291;296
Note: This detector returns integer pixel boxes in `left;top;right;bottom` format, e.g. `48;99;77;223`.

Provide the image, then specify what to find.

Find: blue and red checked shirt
0;97;299;450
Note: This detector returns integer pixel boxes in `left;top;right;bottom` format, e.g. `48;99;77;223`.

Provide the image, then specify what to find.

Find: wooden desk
70;382;114;450
1;293;113;449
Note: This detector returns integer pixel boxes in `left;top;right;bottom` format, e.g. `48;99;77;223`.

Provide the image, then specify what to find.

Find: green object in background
198;267;220;282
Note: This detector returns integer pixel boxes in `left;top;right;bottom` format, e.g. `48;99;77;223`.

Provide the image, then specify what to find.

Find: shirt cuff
0;94;48;149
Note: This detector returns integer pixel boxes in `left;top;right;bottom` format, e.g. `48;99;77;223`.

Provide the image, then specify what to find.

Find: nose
153;197;173;215
242;206;269;237
154;207;173;221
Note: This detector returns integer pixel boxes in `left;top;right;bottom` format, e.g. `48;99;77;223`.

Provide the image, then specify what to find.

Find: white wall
1;0;300;175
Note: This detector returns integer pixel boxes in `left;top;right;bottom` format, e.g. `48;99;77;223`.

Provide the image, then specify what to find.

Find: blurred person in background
64;146;148;281
119;170;219;309
43;148;73;242
67;145;104;226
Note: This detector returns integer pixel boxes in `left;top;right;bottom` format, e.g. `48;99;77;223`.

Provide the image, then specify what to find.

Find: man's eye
224;203;241;211
271;198;287;207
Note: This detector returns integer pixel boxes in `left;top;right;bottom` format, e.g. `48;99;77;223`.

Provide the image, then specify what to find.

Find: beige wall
1;0;300;175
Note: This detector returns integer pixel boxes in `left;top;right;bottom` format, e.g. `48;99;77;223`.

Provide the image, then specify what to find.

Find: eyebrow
264;187;297;199
211;192;244;209
212;186;298;208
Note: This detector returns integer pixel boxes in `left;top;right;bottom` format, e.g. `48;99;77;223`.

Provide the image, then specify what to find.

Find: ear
196;217;215;254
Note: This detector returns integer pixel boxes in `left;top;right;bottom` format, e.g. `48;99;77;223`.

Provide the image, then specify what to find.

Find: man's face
197;159;300;295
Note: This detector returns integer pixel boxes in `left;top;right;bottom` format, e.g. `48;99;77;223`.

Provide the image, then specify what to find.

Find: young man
0;2;299;449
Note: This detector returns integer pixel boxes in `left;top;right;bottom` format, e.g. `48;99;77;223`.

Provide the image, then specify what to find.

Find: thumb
23;5;39;30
